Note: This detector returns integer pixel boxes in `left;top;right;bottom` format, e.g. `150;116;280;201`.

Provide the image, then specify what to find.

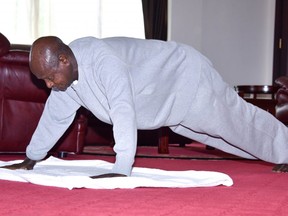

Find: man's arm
26;90;80;161
0;157;37;170
96;56;138;176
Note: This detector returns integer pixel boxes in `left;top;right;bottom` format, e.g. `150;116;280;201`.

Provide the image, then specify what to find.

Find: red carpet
0;151;287;216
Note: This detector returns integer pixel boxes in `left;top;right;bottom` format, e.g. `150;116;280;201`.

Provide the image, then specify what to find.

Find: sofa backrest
0;50;49;103
0;48;51;150
0;34;51;151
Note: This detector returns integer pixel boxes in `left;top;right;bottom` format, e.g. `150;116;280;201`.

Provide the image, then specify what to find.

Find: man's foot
272;164;288;173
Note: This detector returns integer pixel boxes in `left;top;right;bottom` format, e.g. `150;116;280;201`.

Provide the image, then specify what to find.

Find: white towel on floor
0;156;233;189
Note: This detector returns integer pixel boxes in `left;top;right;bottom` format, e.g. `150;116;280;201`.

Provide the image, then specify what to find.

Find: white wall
168;0;275;87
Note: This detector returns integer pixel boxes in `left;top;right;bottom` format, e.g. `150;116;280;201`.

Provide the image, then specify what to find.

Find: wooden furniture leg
158;127;169;154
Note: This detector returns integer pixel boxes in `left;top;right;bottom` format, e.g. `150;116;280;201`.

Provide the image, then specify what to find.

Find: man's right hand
0;157;37;170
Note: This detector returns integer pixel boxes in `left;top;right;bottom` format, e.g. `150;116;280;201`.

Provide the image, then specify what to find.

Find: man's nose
45;80;54;88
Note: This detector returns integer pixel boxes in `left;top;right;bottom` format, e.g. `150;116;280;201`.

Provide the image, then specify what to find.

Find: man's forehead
30;57;52;77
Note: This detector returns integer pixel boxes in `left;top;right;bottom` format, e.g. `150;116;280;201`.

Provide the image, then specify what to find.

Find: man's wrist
24;157;37;169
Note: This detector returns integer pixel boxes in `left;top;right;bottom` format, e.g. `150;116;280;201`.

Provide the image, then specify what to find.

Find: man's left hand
90;173;127;179
0;157;36;170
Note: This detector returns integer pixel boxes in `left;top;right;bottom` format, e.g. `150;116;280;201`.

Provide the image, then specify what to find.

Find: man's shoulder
68;37;105;63
69;36;100;48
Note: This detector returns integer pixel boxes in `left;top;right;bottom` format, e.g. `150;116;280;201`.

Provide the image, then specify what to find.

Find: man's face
30;56;74;91
39;65;74;91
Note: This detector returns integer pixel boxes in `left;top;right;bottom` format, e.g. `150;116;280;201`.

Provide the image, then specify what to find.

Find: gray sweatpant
171;64;288;164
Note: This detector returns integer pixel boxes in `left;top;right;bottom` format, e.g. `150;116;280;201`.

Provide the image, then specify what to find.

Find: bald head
29;36;78;91
30;36;68;73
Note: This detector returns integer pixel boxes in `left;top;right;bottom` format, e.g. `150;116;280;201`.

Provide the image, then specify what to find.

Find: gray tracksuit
26;37;288;175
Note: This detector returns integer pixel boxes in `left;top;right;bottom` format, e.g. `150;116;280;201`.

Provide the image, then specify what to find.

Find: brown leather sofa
0;33;87;154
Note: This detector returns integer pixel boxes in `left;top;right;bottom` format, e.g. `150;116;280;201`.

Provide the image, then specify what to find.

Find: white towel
0;156;233;190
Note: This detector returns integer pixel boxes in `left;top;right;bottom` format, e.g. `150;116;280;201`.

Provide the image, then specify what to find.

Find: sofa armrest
0;33;10;56
275;76;288;124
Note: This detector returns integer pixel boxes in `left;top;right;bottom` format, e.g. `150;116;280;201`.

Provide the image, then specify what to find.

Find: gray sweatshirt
26;37;210;175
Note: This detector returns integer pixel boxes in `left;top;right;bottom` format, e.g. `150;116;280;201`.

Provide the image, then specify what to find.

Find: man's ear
59;54;69;64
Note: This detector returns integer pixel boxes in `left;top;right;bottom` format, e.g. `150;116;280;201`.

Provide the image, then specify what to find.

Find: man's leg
176;64;288;166
170;125;257;160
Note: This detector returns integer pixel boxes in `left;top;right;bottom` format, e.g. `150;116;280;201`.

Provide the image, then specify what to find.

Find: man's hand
0;157;37;170
90;173;127;179
272;164;288;173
